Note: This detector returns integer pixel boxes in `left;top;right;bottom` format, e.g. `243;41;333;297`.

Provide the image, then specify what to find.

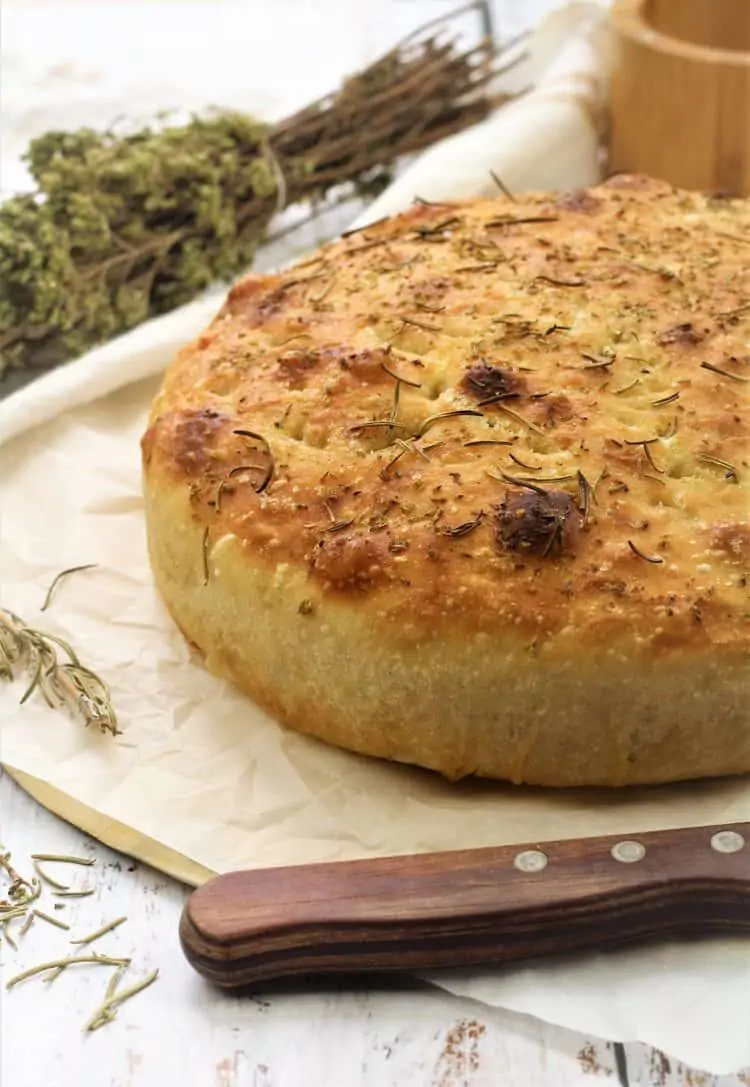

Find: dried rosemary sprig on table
0;608;119;735
0;9;522;375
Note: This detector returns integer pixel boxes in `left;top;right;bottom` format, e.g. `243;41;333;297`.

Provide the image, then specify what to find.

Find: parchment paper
2;4;749;1074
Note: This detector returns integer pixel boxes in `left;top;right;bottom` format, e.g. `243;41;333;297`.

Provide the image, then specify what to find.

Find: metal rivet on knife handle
710;830;745;855
611;840;646;863
513;849;548;873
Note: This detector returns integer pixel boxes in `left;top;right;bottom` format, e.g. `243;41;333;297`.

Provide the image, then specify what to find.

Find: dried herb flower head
496;486;582;558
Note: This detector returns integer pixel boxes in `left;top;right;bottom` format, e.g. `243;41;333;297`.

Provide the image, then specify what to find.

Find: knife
179;822;749;989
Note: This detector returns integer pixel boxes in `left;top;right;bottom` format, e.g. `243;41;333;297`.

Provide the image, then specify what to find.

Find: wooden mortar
609;0;750;194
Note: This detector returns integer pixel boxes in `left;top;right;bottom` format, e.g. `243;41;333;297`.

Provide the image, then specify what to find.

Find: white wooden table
1;2;749;1084
2;769;747;1087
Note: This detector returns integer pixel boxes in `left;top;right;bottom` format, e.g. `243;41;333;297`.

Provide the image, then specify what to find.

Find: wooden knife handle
180;823;750;989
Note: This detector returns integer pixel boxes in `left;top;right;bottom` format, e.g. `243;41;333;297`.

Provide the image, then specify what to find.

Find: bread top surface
143;175;749;657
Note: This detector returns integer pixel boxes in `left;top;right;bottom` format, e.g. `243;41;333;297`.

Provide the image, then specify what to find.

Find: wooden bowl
609;0;750;194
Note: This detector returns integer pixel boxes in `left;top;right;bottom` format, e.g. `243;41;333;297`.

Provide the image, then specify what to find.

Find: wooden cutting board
179;821;750;989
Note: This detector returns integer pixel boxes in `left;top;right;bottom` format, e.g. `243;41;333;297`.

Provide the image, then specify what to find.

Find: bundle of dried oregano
0;6;523;376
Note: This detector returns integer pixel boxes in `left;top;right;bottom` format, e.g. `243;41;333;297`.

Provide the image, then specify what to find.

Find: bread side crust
144;474;750;786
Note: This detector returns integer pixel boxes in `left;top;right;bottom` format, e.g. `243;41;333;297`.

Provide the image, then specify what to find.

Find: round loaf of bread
142;175;749;787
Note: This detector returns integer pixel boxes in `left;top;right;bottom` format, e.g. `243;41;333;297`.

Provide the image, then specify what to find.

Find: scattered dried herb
34;862;70;891
627;540;664;564
443;512;484;538
41;565;98;612
489;169;516;201
202;527;211;585
417;409;483;438
232;430;274;492
577;470;593;522
71;916;128;948
31;854;95;866
700;361;749;383
509;452;541;471
3;845;158;1032
7;954;131;990
491;402;546;437
696;453;740;483
534;274;585;288
84;968;159;1033
33;909;70;931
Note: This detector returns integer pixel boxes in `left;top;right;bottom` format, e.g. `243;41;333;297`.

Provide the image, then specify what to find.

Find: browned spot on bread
276;348;321;389
555;189;602;214
712;522;750;560
309;530;389;590
226;275;290;325
462;363;526;401
658;322;707;346
496;488;582;558
603;172;672;193
329;346;390;382
167;408;230;475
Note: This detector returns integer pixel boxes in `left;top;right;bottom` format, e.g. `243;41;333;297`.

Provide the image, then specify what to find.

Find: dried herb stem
509;452;541;471
7;954;130;990
492;402;546;437
41;565;97;612
580;354;615;370
33;862;70;891
534;274;585;288
489;170;515;200
613;378;641;395
201;527;211;586
31;853;95;866
442;512;485;538
577;471;593;521
700;361;749;382
19;912;35;937
381;361;421;388
696;453;740;483
464;438;516;447
232;430;274;493
33;909;70;931
84;968;159;1033
627;540;664;564
417;409;483;438
71;916;128;947
486;216;558;227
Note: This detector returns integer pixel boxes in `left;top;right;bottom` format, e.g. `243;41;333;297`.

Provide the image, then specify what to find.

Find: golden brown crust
143;176;750;786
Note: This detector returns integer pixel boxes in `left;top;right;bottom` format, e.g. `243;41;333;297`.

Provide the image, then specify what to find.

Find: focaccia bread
142;175;749;787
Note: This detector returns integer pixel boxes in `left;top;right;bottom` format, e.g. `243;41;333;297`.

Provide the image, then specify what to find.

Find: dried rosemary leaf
41;565;97;612
84;968;159;1033
6;954;130;990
